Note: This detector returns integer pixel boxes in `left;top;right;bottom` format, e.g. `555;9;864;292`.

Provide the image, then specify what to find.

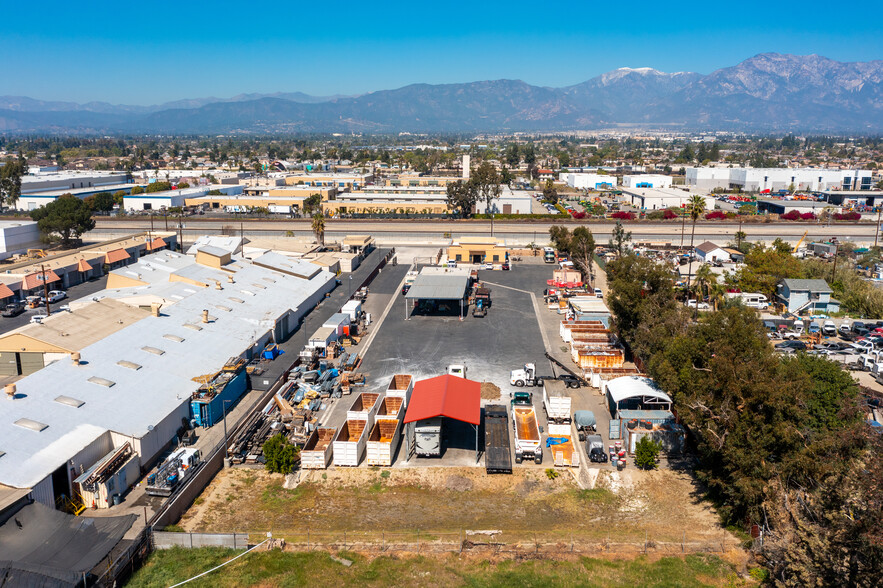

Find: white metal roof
605;376;672;404
0;251;334;489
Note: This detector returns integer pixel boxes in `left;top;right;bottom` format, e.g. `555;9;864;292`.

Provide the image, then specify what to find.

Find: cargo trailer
547;423;580;467
366;398;405;466
341;300;362;320
414;417;442;457
484;405;512;474
385;374;414;408
300;427;335;469
511;392;543;464
542;380;572;424
332;419;368;466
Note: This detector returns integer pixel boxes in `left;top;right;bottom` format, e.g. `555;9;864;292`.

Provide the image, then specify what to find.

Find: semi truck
511;391;543;464
146;447;202;497
510;363;548;387
484;404;512;474
542;380;572;424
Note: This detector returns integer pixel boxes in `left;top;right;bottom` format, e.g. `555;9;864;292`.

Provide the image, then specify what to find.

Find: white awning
605;376;672;404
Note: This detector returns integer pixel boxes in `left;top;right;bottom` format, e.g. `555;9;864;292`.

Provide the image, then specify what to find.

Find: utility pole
831;241;839;283
177;214;184;252
737;216;743;249
875;207;882;249
680;211;686;251
41;264;51;317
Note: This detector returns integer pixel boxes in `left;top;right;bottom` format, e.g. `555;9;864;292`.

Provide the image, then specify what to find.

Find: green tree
311;212;326;246
634;436;661;470
262;433;299;474
29;194;95;246
84;192;114;212
112;190;127;206
445;180;477;217
504;143;520;167
0;157;27;207
685;195;707;291
569;227;596;285
146;181;172;193
303;193;322;215
542;179;558;204
131;185;145;195
471;161;502;214
608;220;632;258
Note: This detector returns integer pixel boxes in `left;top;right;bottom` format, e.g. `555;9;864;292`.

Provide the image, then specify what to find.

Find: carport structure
404;273;470;319
605;375;672;418
403;374;481;462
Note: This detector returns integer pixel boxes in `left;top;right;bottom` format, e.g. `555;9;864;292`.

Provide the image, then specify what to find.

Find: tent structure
403;374;481;461
605;376;672;417
404;274;470;319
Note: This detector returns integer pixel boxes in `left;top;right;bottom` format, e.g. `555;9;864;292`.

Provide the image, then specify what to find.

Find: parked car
501;261;510;270
1;301;25;317
839;323;851;333
781;326;805;340
46;290;66;303
401;284;411;296
686;299;710;310
822;320;839;336
775;340;807;351
29;313;48;324
25;295;43;309
594;288;603;298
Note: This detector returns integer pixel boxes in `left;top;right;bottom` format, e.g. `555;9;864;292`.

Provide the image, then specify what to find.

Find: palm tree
312;212;326;247
708;281;727;311
685;195;707;291
694;263;716;302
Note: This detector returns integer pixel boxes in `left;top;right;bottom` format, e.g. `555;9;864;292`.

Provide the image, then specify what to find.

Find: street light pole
875;207;882;250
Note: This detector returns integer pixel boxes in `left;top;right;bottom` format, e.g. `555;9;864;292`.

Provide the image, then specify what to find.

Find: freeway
90;217;880;245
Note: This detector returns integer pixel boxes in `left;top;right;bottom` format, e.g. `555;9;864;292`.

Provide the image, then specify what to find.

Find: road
0;276;109;333
88;217;881;246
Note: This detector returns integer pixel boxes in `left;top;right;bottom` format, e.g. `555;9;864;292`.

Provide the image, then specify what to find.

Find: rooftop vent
117;360;142;370
228;297;244;304
215;305;232;312
251;283;266;290
0;451;5;459
262;277;276;284
88;377;115;388
183;323;203;331
240;290;255;296
54;395;85;408
141;346;165;356
14;418;48;432
163;334;185;342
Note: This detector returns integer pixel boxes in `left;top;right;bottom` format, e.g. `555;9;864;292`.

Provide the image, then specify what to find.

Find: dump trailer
547;423;580;467
332;419;368;467
146;448;202;497
511;392;543;464
385;374;414;408
366;397;405;466
347;392;382;430
300;427;335;469
542;380;572;424
484;405;512;474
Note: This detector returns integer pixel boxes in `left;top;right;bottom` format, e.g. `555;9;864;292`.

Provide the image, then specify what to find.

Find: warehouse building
0;247;336;510
622;175;673;189
447;237;510;264
685;166;873;192
123;184;243;211
621;187;714;211
561;173;617;190
0;220;41;261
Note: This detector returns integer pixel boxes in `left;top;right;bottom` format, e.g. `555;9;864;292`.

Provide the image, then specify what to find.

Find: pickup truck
586;434;608;463
511;391;543;464
1;301;25;318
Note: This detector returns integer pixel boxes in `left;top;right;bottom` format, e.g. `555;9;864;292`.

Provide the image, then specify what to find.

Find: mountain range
1;53;881;134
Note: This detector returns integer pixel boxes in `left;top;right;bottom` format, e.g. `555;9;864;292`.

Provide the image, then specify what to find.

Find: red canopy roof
403;374;481;425
22;270;60;291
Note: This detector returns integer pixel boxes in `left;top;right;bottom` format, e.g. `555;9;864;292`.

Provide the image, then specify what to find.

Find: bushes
571;211;586;219
833;211;861;221
705;210;727;220
662;209;679;220
634;436;661;470
781;210;817;221
610;211;635;220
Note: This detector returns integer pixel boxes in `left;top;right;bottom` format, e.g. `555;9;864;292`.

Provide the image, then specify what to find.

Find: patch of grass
259;481;303;510
379;470;390;479
573;488;617;505
545;468;559;480
162;524;185;533
193;497;204;506
367;481;384;494
128;549;747;588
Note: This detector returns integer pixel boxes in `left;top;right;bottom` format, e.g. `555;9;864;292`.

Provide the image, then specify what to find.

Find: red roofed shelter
403;374;481;462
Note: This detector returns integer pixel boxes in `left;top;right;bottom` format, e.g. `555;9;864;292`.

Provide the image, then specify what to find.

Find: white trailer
511;393;543;464
332;419;368;467
300;427;335;469
341;300;362;321
542;380;572;424
366;397;405;466
414;418;442;457
385;374;414;408
547;423;580;467
268;204;292;214
347;392;382;430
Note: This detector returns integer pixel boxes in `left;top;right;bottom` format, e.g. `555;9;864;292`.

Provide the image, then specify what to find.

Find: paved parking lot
0;276;109;333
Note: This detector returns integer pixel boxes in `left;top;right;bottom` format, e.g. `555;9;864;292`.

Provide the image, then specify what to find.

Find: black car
1;301;25;317
557;374;581;389
775;340;807;351
401;283;411;296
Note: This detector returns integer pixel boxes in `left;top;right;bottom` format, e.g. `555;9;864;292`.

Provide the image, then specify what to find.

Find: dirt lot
179;465;731;548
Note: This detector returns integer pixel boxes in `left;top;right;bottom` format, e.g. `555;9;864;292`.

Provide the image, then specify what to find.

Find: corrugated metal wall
135;399;190;466
29;475;54;507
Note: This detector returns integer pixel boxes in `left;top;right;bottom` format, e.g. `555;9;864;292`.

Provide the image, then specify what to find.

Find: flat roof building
621;187;714;211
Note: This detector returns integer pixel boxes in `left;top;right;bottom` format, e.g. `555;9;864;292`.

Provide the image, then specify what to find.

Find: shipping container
547;423;580;467
190;360;248;428
300;427;336;469
347;392;382;429
366;397;405;466
385;374;414;408
323;312;352;337
341;300;362;320
332;419;368;466
542;380;572;423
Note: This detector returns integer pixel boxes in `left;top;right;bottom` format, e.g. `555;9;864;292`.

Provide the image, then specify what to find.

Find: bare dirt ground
179;465;730;549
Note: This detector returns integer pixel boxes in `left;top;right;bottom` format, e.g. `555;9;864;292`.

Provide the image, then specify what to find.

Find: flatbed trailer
484;405;512;474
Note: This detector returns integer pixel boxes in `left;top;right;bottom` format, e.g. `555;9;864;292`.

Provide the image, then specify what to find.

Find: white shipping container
341;300;362;321
269;204;291;214
547;423;580;467
385;374;414;408
366;398;405;466
347;392;382;430
301;427;335;469
542;380;572;423
332;419;368;467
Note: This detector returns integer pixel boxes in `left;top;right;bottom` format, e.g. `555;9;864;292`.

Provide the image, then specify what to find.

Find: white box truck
415;417;442;457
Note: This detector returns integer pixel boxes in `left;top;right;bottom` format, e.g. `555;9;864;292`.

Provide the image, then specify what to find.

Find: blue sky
2;0;882;105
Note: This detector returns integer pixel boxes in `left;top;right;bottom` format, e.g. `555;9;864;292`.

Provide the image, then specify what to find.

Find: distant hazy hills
1;53;881;134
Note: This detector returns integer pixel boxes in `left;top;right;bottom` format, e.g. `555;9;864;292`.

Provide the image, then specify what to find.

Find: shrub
800;212;816;220
833;211;861;221
262;433;299;474
610;211;635;220
781;210;802;221
662;209;678;220
705;210;727;220
634;436;661;470
572;211;586;219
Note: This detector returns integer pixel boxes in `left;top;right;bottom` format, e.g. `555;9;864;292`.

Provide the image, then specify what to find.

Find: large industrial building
561;173;618;190
620;187;714;211
123;184;244;211
622;175;673;189
17;171;135;210
685;167;873;192
0;245;335;510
